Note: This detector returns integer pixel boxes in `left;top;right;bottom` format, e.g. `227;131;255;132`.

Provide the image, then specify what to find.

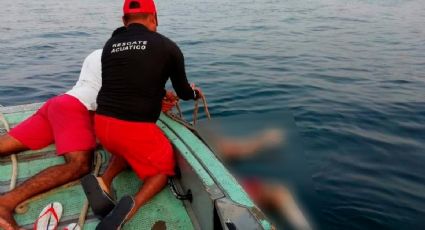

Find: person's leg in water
243;180;311;230
214;128;284;161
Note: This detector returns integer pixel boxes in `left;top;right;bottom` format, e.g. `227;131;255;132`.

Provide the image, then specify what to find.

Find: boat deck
0;106;194;230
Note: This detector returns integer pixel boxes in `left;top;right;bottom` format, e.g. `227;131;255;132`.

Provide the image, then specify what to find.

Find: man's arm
168;44;198;100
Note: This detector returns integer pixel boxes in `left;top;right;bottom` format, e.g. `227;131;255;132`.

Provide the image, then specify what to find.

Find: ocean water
1;0;424;229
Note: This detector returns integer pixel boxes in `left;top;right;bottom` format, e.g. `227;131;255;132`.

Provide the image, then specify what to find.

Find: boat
0;103;273;230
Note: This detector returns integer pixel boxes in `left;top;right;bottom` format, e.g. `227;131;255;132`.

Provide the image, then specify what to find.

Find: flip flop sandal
33;202;63;230
95;196;135;230
81;174;116;218
64;223;81;230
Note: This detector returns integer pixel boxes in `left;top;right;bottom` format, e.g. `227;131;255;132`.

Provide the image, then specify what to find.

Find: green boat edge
0;103;273;230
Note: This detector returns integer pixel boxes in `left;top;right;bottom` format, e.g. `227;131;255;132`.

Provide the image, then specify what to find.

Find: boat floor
0;107;194;229
0;147;194;230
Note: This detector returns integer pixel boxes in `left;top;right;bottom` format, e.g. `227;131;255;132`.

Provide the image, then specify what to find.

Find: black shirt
97;24;195;122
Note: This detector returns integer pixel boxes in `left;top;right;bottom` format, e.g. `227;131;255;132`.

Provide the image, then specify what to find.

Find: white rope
0;112;18;190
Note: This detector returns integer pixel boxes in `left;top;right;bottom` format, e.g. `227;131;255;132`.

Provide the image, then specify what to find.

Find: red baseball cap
123;0;157;15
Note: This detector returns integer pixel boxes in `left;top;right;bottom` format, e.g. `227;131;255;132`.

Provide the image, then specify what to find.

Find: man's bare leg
127;174;168;220
0;134;28;156
99;155;128;194
0;150;92;230
0;134;29;229
96;174;167;228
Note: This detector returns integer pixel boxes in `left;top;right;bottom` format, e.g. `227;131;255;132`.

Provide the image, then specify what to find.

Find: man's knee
0;134;27;155
64;151;93;176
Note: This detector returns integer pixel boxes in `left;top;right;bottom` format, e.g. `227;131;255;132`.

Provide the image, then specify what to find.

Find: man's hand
162;90;178;112
191;83;202;99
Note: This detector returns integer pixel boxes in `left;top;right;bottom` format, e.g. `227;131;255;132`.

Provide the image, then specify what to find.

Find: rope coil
0;112;18;190
192;92;211;126
168;90;211;127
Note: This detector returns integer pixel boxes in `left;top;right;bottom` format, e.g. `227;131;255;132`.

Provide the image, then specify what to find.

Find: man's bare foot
0;205;19;230
96;176;112;195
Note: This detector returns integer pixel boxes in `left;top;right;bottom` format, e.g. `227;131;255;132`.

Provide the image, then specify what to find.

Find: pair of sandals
81;174;135;230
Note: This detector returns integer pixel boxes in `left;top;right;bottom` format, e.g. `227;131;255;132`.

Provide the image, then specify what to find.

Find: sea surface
1;0;424;229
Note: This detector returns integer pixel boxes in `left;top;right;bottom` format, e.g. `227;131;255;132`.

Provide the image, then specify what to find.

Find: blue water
1;0;424;229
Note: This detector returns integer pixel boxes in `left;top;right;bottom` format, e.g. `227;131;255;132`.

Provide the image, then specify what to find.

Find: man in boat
85;94;312;230
0;49;103;230
81;0;201;228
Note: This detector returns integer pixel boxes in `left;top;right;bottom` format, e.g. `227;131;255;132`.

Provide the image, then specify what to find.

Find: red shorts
94;114;175;180
9;94;96;155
